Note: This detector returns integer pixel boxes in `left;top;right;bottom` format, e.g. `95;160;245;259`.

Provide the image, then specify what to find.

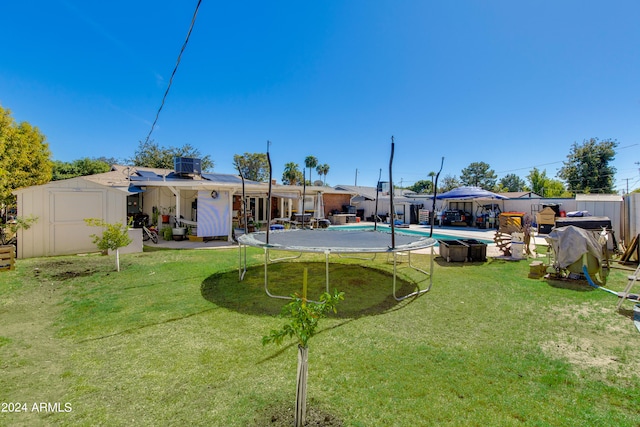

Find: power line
495;143;638;176
496;160;563;175
144;0;202;144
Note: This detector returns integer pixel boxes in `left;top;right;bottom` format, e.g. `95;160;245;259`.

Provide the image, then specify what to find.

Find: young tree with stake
84;218;133;272
263;269;343;427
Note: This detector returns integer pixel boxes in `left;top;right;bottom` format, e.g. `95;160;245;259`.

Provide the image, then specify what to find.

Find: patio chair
616;264;640;310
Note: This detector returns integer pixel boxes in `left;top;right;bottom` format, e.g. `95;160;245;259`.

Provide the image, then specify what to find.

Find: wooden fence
0;245;16;271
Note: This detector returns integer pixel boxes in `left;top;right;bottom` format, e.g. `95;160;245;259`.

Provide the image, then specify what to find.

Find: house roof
33;165;353;196
13;164;356;197
86;165;261;186
334;185;379;200
334;184;427;204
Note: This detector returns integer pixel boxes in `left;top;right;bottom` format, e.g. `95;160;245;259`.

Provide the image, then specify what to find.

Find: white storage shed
13;176;134;259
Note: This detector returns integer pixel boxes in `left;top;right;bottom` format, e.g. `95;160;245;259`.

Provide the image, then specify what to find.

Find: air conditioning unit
174;157;202;176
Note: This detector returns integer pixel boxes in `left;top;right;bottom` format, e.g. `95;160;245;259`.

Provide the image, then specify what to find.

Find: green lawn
1;247;638;426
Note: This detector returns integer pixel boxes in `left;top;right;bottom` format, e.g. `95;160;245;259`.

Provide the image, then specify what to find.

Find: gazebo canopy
436;186;508;200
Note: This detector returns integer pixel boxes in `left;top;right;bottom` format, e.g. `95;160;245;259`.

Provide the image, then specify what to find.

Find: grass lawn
1;246;639;426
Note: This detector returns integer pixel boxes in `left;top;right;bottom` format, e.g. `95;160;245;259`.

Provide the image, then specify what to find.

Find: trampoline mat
238;228;436;253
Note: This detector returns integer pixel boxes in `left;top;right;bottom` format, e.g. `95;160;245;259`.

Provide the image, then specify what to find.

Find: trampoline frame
237;137;437;302
238;229;436;301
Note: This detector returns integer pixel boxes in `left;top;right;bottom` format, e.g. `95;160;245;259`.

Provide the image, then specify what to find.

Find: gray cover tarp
546;225;602;269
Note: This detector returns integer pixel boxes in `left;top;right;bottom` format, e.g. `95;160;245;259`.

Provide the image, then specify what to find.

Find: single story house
13;163;354;259
334;185;430;224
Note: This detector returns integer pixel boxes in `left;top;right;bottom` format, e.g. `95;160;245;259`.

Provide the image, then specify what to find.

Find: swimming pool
330;224;493;244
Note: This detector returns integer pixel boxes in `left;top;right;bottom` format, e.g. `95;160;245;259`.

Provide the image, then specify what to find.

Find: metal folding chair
617;264;640;310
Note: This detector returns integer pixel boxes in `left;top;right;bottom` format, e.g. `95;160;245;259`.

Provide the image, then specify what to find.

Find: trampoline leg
264;248;293;301
393;253;398;299
268;251;303;262
393;247;434;301
407;250;433;292
238;243;247;281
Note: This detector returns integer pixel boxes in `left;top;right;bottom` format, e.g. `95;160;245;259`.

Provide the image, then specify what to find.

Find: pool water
330;224;493;244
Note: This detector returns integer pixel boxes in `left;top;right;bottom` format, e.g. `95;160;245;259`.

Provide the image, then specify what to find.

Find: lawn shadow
200;262;421;318
616;306;636;320
544;277;596;292
433;258;490;268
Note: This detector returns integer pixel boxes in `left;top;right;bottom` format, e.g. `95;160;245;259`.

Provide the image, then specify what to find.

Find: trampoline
238;228;437;301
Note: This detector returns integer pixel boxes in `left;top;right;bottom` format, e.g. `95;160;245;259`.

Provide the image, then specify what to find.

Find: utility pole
354;168;359;186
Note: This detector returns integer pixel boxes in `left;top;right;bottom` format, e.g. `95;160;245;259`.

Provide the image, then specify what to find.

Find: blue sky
2;1;639;192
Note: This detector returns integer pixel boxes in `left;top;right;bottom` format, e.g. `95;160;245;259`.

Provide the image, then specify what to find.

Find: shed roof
575;194;623;202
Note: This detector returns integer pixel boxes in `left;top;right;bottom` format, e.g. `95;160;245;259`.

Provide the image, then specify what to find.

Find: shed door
50;190;105;255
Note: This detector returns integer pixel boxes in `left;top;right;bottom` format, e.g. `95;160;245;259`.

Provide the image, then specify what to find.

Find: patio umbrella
436;186;508;200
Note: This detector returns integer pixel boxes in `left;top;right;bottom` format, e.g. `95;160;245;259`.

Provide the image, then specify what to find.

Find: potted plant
151;207;160;226
247;220;262;232
161;226;172;241
187;225;202;241
172;225;187;241
160;206;175;224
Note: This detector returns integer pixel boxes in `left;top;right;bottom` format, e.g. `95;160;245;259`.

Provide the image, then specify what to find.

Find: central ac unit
174;157;202;175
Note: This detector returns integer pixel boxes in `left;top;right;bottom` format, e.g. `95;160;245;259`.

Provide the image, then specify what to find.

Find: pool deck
147;221;549;259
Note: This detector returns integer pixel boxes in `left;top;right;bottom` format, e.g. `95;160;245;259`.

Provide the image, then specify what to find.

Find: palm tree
304;156;318;186
282;162;302;185
316;163;330;186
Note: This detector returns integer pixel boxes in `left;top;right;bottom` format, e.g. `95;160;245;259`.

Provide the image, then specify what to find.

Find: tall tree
499;174;526;192
440;174;461;192
544;179;570;197
527;168;568;197
315;163;330;186
129;140;214;171
407;179;433;194
282;162;303;185
0;106;52;207
304;156;318;186
557;138;618;194
460;161;497;189
52;158;112;181
527;167;547;196
233;152;269;182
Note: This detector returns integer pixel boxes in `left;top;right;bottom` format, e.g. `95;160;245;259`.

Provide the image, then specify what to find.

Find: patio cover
436;186;508;200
